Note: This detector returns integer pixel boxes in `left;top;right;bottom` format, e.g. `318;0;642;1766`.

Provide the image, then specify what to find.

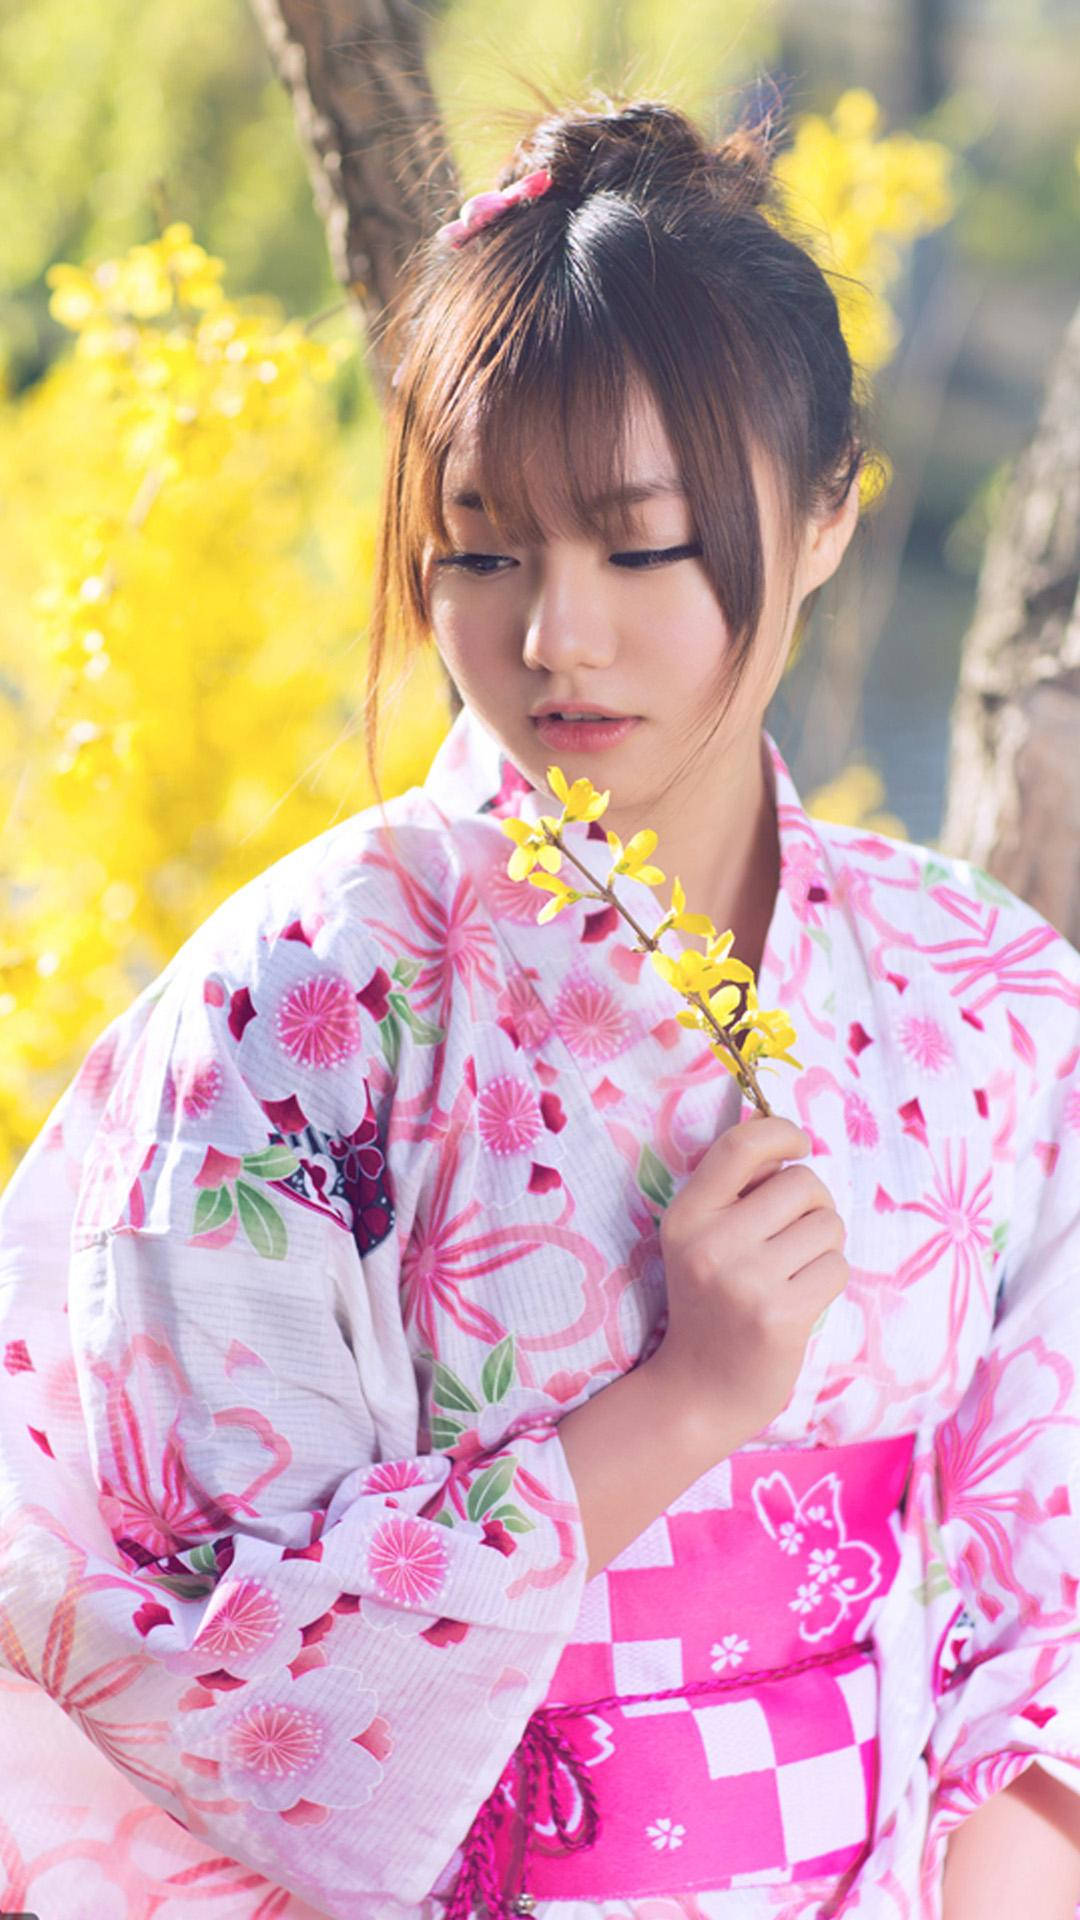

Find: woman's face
422;379;855;833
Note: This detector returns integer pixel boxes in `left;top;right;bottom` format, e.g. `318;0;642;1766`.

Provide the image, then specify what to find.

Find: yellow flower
605;827;666;888
653;875;717;941
500;815;563;882
650;947;730;996
735;1003;803;1071
702;929;757;987
527;873;585;923
546;765;610;822
674;982;742;1031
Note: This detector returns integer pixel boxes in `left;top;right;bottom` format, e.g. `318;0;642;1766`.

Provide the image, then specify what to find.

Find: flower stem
544;825;774;1117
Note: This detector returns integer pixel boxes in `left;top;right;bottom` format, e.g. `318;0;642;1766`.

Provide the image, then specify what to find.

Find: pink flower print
552;967;633;1062
197;1579;282;1663
897;1013;953;1074
368;1515;449;1608
165;1054;225;1120
276;971;362;1070
844;1090;880;1148
362;1459;428;1495
72;1026;159;1235
234;938;375;1134
485;847;550;925
180;1662;383;1813
1064;1084;1080;1132
646;1816;686;1851
468;1020;567;1208
779;839;827;923
498;968;553;1049
710;1634;749;1672
478;1074;543;1157
158;1577;299;1682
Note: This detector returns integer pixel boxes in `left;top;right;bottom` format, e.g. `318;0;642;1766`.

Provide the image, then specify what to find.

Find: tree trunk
940;298;1080;944
246;0;458;403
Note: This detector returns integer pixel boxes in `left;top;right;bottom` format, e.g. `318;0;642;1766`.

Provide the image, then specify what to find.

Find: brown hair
365;88;881;805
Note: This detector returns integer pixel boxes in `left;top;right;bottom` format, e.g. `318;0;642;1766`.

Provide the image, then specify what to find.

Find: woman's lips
531;715;642;751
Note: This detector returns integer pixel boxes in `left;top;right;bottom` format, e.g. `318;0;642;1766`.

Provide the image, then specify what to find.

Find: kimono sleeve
0;921;589;1918
923;985;1080;1855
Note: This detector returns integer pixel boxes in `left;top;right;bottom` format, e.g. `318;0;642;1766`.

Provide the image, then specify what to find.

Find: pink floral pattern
0;703;1076;1920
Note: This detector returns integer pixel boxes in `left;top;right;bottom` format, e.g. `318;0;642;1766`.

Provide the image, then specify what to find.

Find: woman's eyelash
434;543;703;574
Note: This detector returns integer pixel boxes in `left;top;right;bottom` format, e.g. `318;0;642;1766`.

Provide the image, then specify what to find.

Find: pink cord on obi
444;1636;875;1920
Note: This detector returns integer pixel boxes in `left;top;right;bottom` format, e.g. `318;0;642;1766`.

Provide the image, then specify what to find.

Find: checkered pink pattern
486;1433;914;1901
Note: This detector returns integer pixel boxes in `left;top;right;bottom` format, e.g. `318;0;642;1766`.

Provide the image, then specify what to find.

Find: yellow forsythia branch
500;766;801;1118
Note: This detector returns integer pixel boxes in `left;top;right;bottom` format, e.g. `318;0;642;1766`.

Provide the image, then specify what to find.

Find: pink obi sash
445;1433;915;1918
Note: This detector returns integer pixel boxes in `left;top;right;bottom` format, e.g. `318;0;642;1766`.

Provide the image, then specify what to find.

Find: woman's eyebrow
449;479;686;512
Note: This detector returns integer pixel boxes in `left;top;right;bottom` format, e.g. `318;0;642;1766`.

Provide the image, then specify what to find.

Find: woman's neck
656;732;780;980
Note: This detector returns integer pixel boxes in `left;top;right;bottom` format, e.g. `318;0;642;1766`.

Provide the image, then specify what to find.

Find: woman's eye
611;543;703;569
433;552;511;574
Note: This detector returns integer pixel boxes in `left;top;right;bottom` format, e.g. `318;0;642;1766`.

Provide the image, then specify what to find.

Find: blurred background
2;0;1079;1183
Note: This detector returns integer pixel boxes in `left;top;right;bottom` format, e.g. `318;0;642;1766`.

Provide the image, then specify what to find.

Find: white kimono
0;701;1077;1918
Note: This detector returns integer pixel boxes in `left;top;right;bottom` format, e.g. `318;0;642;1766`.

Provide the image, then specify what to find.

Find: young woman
0;95;1078;1920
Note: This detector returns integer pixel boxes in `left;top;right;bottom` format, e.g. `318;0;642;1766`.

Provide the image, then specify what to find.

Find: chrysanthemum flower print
157;1576;299;1682
179;1661;385;1814
231;937;383;1135
552;963;635;1063
367;1514;450;1608
896;1011;954;1074
466;1019;567;1208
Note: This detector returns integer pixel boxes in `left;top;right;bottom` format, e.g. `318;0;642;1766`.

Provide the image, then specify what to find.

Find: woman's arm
942;1764;1080;1918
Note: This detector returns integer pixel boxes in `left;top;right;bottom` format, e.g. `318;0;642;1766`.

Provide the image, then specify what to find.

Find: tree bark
940;298;1080;943
246;0;458;402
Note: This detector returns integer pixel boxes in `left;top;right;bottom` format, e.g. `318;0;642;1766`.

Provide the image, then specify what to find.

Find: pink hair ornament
434;166;554;249
392;168;554;389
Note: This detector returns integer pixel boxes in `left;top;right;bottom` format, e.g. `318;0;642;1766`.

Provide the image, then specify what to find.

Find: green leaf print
146;1569;220;1601
429;1508;454;1527
466;1456;518;1523
481;1334;515;1406
432;1361;481;1415
637;1141;674;1213
241;1144;301;1180
431;1414;465;1451
391;956;423;987
490;1502;535;1533
387;990;445;1046
192;1184;233;1238
808;924;833;953
379;1010;402;1075
921;859;951;890
187;1543;220;1574
235;1179;288;1260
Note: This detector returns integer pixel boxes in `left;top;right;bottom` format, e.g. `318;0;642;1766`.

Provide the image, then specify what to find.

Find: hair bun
710;122;775;211
500;95;777;212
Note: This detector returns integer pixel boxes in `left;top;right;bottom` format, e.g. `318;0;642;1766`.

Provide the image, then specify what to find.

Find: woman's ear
800;472;861;598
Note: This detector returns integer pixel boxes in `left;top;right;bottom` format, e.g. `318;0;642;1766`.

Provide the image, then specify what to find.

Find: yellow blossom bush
0;224;449;1184
0;91;954;1184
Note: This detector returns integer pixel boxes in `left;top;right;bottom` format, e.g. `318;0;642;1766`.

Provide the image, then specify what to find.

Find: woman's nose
521;560;617;674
